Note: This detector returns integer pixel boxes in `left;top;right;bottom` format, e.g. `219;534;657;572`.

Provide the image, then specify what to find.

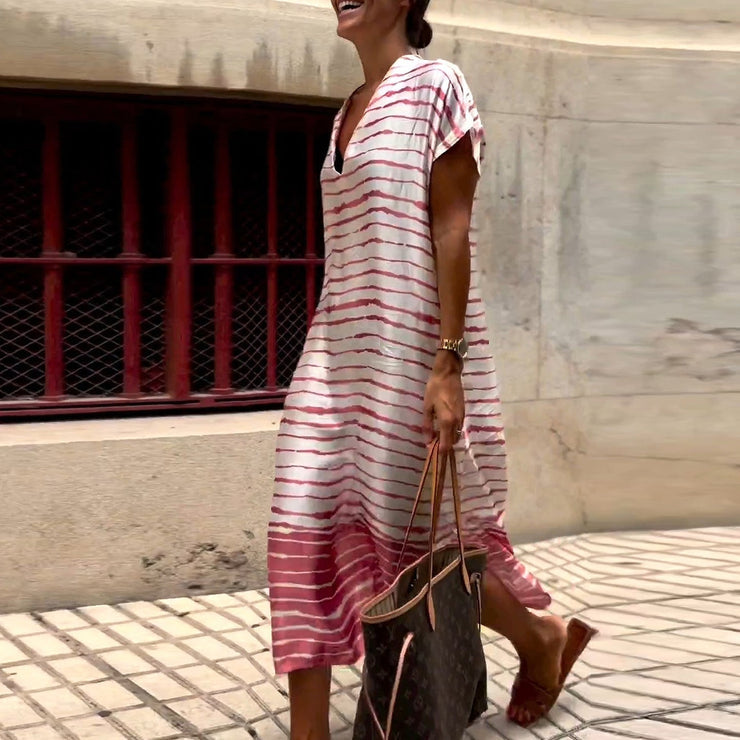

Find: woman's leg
481;575;567;726
288;666;332;740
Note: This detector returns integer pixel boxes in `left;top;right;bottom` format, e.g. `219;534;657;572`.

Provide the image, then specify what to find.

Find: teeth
339;1;362;12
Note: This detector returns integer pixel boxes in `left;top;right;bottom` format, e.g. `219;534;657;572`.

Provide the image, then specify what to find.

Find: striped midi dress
267;53;550;675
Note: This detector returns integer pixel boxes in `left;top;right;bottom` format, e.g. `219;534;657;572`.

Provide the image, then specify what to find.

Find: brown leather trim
359;546;487;625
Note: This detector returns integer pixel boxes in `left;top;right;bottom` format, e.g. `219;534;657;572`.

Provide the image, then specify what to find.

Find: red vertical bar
42;118;64;399
166;110;192;399
122;119;142;396
266;122;278;388
213;123;234;393
305;121;317;327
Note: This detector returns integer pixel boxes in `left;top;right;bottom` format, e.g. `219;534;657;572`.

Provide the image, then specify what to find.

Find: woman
268;1;593;737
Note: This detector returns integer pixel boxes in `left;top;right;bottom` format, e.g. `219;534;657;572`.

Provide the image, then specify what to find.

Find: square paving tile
209;729;255;740
175;664;239;693
0;614;45;637
148;616;203;639
141;643;200;669
2;663;60;691
601;717;732;739
167;696;232;730
663;708;740;734
29;687;92;719
67;628;121;652
18;633;74;658
99;649;158;676
112;706;180;738
130;672;193;701
63;715;129;739
78;679;142;710
47;656;107;684
39;611;90;631
0;694;43;728
0;639;29;664
78;605;130;625
10;725;67;740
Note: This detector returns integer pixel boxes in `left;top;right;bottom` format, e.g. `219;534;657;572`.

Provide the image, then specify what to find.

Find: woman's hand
423;351;465;454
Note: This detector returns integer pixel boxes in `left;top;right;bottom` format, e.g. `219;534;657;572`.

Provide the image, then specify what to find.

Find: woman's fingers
422;401;435;444
423;373;464;450
438;412;460;454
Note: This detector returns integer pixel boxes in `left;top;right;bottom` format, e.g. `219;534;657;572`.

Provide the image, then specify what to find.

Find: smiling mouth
338;1;363;15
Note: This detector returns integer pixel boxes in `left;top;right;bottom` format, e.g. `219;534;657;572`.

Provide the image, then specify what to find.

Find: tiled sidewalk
1;527;739;739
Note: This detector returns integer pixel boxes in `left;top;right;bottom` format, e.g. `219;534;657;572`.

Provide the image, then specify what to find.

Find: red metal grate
0;90;333;417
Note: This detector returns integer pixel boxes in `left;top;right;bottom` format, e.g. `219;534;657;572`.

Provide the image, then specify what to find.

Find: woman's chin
336;19;363;41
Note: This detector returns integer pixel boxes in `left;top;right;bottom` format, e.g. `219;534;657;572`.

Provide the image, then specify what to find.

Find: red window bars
0;91;334;418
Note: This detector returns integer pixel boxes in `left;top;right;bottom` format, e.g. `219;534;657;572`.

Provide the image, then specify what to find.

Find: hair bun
407;13;433;50
417;19;433;49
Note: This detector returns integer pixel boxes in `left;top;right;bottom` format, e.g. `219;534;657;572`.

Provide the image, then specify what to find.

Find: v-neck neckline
331;53;415;175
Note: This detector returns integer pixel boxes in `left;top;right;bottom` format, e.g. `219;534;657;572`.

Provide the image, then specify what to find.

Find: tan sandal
507;618;597;727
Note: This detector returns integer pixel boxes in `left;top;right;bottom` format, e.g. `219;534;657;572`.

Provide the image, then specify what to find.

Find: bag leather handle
397;439;438;568
398;438;471;630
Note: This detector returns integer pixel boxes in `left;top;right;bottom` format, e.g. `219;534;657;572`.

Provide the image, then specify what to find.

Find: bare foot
507;614;568;727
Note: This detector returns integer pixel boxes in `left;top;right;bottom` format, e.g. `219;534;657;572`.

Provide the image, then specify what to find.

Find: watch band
438;337;468;361
439;338;462;353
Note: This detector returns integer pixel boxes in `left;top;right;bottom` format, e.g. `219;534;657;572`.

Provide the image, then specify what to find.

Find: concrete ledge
0;414;280;613
0;410;282;447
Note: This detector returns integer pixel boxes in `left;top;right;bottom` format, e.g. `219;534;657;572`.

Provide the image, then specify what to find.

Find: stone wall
1;0;738;610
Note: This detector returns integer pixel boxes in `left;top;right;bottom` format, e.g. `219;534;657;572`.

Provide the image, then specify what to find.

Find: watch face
458;337;469;359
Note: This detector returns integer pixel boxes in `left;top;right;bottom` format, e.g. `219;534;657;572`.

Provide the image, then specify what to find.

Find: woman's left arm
422;133;479;454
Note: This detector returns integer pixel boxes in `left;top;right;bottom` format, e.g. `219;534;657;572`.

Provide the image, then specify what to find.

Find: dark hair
406;0;433;49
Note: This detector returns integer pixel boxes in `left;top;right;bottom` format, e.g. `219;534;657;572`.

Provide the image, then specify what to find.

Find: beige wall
1;0;738;611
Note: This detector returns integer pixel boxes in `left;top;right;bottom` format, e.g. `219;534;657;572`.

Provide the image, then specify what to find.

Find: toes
511;707;526;727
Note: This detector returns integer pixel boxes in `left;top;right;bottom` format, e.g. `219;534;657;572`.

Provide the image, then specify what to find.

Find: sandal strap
512;672;558;710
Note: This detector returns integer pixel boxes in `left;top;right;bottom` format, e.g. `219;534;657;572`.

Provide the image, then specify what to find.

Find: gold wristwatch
438;337;469;365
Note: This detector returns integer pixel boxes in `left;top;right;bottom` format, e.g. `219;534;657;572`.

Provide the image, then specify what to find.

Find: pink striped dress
268;53;550;675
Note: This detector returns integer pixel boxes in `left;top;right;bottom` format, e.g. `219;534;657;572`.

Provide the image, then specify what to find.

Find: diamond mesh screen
61;122;122;258
138;111;169;259
231;130;268;257
140;267;167;395
0;267;45;400
0;120;43;258
232;267;268;390
277;266;308;387
190;126;216;259
192;267;215;392
63;268;124;396
277;131;308;258
313;133;327;258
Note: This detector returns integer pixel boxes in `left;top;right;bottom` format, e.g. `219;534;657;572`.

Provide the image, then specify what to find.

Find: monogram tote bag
352;439;488;739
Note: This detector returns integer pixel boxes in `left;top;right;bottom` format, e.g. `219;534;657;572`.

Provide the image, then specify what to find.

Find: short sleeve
428;62;485;174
